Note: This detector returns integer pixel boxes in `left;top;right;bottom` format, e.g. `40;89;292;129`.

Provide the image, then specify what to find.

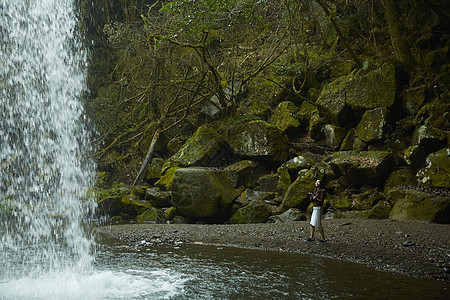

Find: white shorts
310;206;322;228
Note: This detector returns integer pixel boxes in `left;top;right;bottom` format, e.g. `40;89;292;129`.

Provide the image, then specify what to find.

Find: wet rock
412;125;446;151
402;85;428;115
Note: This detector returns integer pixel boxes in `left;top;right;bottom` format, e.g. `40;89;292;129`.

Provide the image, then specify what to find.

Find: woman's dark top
311;187;325;207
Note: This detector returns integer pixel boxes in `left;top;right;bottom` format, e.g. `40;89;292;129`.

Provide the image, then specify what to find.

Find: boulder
412;125;446;151
268;101;301;137
384;168;417;192
269;208;306;223
355;108;389;143
340;128;355;151
171;168;239;220
297;101;317;131
236;189;277;207
146;187;172;208
366;201;391;219
163;125;229;172
281;167;324;211
258;174;279;193
327;151;394;186
402;85;428;115
155;167;178;191
229;200;271;224
224;160;268;188
146;157;165;184
416;148;450;188
316;76;351;126
404;145;428;170
137;207;165;224
324;124;347;149
308;110;326;140
96;196;122;217
226;120;289;161
346;63;397;110
388;189;450;223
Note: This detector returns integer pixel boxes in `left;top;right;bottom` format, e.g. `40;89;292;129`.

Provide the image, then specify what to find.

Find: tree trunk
315;0;362;69
383;0;414;68
133;127;161;186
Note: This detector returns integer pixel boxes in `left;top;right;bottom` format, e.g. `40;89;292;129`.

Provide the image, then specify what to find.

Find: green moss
137;207;164;224
155;167;179;191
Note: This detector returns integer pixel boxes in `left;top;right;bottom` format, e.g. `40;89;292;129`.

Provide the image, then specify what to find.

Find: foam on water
0;269;187;300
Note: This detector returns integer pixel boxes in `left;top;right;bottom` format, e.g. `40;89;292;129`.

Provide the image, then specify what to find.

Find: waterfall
0;0;96;281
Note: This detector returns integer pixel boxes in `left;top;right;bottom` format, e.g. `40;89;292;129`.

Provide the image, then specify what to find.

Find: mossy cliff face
90;1;450;224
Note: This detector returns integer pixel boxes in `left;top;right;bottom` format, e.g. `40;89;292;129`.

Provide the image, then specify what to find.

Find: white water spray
0;0;96;282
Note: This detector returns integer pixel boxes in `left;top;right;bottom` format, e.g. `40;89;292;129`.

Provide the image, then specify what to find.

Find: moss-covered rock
137;207;165;224
155;167;179;191
388;189;450;223
229;200;271;224
258;174;279;192
355;108;389;143
324;124;347;149
366;201;391;219
327;151;394;186
412;125;446;151
268;208;306;223
384;168;417;192
97;196;122;217
404;145;428;170
296;101;317;132
164;206;178;221
171;167;239;220
224;160;268;188
226;120;289;161
146;157;165;184
276;166;291;198
316;75;351;126
146;187;171;208
281;167;324;211
335;197;352;211
340;128;355;151
402;85;428;115
346;63;397;110
163;125;227;172
308;110;325;140
416;148;450;188
268;101;301;137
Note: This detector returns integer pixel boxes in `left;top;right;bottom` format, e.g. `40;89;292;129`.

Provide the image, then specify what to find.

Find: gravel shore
97;218;450;282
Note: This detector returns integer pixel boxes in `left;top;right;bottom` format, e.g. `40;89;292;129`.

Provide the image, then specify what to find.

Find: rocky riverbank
97;218;450;282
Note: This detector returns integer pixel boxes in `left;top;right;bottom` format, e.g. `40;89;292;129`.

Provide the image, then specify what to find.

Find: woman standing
306;180;326;244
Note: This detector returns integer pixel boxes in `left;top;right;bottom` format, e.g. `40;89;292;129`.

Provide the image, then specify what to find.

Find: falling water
0;0;96;283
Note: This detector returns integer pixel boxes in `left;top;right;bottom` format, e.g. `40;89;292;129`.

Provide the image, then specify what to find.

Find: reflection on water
1;234;449;299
